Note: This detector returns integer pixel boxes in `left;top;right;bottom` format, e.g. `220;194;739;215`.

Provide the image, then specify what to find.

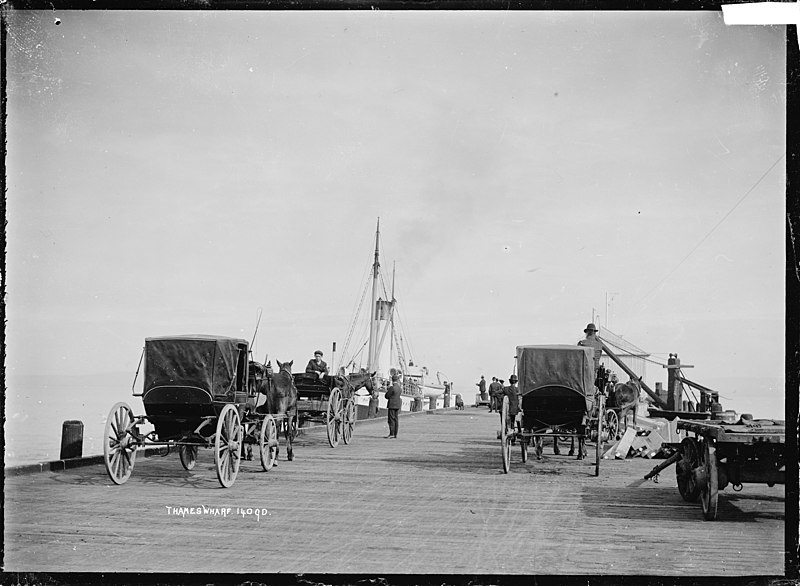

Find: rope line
636;152;785;306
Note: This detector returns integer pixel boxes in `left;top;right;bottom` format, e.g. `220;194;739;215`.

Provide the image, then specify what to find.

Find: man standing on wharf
476;375;487;402
577;323;603;371
385;373;402;438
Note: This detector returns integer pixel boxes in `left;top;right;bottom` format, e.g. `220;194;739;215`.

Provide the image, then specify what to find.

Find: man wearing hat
384;372;403;438
499;375;521;432
488;377;503;412
305;350;329;380
578;323;603;371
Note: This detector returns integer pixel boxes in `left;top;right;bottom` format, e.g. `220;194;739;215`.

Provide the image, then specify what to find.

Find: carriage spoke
214;404;241;488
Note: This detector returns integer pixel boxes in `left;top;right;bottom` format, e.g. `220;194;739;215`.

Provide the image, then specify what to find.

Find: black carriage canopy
515;345;597;410
144;335;249;398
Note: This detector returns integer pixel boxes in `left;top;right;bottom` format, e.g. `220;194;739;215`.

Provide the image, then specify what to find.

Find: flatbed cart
293;371;374;448
643;417;785;520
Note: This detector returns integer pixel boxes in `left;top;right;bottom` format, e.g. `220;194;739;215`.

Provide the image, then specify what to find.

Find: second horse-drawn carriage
103;335;292;488
293;369;375;448
500;345;616;477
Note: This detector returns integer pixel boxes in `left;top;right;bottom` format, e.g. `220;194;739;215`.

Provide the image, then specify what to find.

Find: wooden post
655;382;666;406
667;354;682;411
60;420;84;459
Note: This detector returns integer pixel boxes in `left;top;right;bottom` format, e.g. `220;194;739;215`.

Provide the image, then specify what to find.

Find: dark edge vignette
0;2;796;586
785;19;799;584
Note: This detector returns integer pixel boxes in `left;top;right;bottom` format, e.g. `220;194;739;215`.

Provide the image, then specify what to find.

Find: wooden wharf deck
3;408;786;576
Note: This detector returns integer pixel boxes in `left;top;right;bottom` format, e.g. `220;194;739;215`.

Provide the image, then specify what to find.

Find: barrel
60;420;84;459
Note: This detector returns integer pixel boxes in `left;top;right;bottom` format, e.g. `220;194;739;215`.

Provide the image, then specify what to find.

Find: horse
536;430;586;460
334;369;376;399
610;378;640;433
248;359;298;462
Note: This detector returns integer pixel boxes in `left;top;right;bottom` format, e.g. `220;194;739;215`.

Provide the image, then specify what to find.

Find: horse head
363;371;377;392
276;360;293;375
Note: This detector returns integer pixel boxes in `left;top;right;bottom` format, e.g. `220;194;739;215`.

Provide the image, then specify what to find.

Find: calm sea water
5;372;141;467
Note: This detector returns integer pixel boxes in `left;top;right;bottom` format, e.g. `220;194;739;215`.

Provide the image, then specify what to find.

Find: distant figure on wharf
577;323;603;371
488;377;503;412
384;373;402;438
476;375;487;401
501;375;521;432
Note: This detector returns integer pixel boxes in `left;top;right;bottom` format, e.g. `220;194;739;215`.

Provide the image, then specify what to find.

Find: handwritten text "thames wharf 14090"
164;505;270;520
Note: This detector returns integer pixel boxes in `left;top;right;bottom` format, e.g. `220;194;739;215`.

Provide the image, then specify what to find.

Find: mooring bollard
60;420;84;459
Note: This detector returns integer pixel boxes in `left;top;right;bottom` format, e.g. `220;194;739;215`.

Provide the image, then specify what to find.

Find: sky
5;10;787;425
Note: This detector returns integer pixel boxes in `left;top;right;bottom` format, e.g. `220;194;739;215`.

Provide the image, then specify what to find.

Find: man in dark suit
488;377;503;412
500;375;520;430
305;350;329;379
385;373;402;438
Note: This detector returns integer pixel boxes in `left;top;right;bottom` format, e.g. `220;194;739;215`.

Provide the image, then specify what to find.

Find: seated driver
305;350;329;380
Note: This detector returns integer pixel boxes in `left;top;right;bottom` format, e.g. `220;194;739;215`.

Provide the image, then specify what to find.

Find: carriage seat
293;372;332;389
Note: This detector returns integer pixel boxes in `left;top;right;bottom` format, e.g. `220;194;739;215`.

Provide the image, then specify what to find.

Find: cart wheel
342;398;357;445
179;445;198;471
700;440;719;520
501;396;511;473
521;436;528;463
605;410;619;442
214;404;242;488
326;388;342;448
259;415;278;471
676;437;701;502
103;402;138;485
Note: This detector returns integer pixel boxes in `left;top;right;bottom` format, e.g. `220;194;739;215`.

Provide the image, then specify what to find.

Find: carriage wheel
520;436;528;463
214;404;242;488
699;440;719;520
342;398;357;445
259;415;278;471
605;410;619;442
179;445;198;471
500;396;511;473
103;402;138;485
676;437;701;502
326;388;342;448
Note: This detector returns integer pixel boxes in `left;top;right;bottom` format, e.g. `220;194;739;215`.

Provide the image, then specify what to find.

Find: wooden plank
3;410;784;575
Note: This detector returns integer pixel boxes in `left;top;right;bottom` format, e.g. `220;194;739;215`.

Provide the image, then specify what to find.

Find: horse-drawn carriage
500;345;616;476
103;335;291;488
293;370;374;448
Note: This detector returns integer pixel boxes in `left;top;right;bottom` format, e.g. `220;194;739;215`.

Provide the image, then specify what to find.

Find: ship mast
389;261;396;372
367;218;380;372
